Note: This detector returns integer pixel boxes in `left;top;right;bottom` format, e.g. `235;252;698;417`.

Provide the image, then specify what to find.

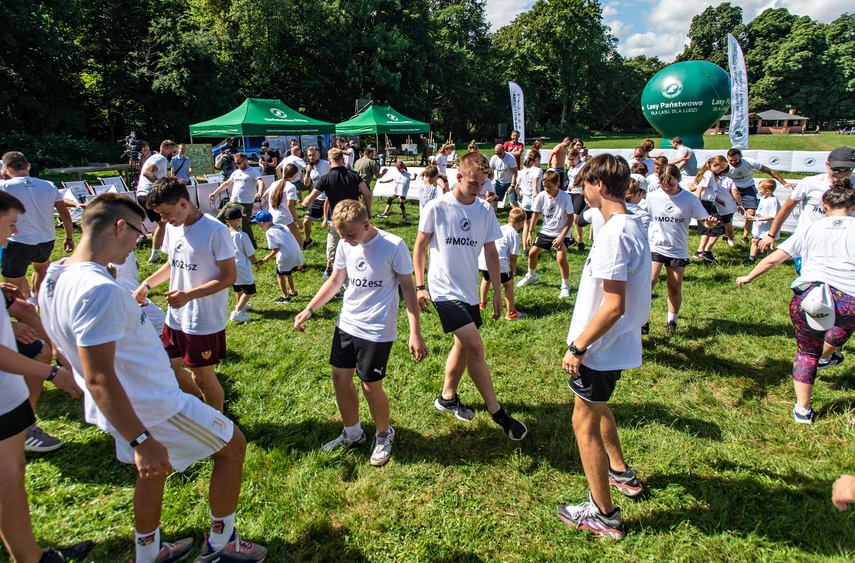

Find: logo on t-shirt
833;219;844;227
355;258;368;272
175;241;184;253
140;311;147;325
460;218;471;231
44;278;55;298
664;204;676;214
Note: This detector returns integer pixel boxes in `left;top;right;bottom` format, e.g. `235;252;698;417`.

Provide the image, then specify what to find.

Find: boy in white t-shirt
41;193;266;563
413;152;528;440
377;162;412;220
253;211;303;303
557;154;651;541
294;200;427;466
743;179;780;265
516;169;575;298
479;208;526;319
133;178;236;413
224;207;260;323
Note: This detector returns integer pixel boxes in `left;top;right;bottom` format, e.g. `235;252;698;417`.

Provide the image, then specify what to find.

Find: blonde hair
542;169;560;188
458;152;490;178
757;178;776;192
332;199;368;230
328;148;343;162
508;207;526;225
695;155;728;184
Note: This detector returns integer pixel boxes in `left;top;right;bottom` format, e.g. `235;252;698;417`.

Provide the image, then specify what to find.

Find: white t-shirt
752;195;781;238
478;223;519;274
726;157;763;189
136;153;168;196
231;230;256;285
278;154;306;176
0;176;62;244
161;214;233;334
715;176;738;215
517;166;542;210
789;173;843;233
228;167;262;204
693;170;717;202
419;181;439;211
0;301;29;416
435;154;449;176
265;224;303;272
646;172;661;193
334;230;413;342
646;188;709;259
532;189;575;237
567;214;651;370
626;202;650;233
779;216;855;296
568;162;585;193
307;160;331;201
341;147;355;168
39;261;186;430
264;181;297;226
394;171;412;197
489;153;517;184
419;191;502;304
630;173;648;194
478;177;494;200
114;251;140;293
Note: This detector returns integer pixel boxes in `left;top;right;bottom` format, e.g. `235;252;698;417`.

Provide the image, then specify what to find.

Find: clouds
484;0;536;32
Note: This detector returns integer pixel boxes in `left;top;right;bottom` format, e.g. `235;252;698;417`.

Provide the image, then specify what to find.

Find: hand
705;216;721;227
735;276;752;288
131;284;150;304
408;334;429;362
11;322;37;344
525;234;533;247
321;219;329;229
133;438;173;479
492;292;502;321
563;349;582;377
63;238;74;252
164;289;191;308
294;310;311;332
209;193;216;201
52;368;82;398
758;235;775;252
0;283;22;301
744;214;754;221
254;193;262;201
551;237;562;249
417;289;432;313
833;475;855;511
737;206;745;215
254;262;261;272
784;182;796;189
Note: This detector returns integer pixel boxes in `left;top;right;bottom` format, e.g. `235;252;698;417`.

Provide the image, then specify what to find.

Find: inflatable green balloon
641;61;730;149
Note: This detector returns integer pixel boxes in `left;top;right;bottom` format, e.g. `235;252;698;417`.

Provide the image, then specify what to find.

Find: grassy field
13;194;855;562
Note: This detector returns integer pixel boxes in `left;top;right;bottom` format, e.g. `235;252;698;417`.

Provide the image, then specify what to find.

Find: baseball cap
251;210;273;223
800;283;835;331
223;206;244;220
261;141;270;148
828;147;855;169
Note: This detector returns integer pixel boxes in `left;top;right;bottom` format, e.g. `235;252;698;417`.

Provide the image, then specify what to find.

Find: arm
413;231;432;312
358;181;373;217
164;257;236;309
562;279;626;374
321;200;330;229
761;166;795;189
760;197;798;251
210;178;234;199
132;262;172;304
483;241;503;320
0;343;80;397
398;272;428;361
301;188;322;209
287;199;298;221
261;247;280;263
293;269;348;331
526;212;540;247
735;248;791;287
510;166;518;187
54;200;75;251
142;162;159;183
255;178;265;200
553;213;572;249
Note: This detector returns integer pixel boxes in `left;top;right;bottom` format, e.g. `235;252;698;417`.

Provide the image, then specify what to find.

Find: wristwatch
569;342;587;357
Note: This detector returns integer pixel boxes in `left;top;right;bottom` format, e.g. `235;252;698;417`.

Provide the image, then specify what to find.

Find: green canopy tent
189;98;336;149
335;104;430;151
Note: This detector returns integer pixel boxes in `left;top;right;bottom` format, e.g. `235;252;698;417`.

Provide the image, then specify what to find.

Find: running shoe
334;289;345;299
491;406;528;440
726;237;735;248
741;237;749;245
608;465;643;497
557;493;625;540
40;541;95;562
25;425;62;452
243;302;253;311
641;323;649;335
194;532;267;562
817;351;844;370
577;242;586;252
516;272;539;287
302;238;315;250
376;213;389;218
505;309;527;320
273;295;290;304
230;310;252;324
154;538;195;562
742;257;756;266
559;286;572;299
693;251;704;259
322;430;366;452
702;251;716;263
434;393;475;421
793;405;816;424
666;321;678;334
287;291;299;298
369;426;396;467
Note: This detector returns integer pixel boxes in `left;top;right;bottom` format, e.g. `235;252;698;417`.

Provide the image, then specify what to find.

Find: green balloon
641;61;731;149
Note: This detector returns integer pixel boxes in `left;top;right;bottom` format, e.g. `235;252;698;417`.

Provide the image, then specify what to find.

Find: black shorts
552;168;568;191
534;233;570;251
697;200;725;237
568;363;622;403
277;268;295;276
330;327;393;382
0;400;36;441
480;270;513;284
1;240;55;278
17;337;45;360
305;199;325;221
137;194;161;223
233;283;257;295
737;186;758;210
434;299;482;333
570;193;586;216
718;213;734;226
651;252;690;268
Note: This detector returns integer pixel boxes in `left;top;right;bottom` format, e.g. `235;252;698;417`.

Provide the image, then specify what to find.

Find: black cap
828;147;855;169
223;207;244;220
262;141;270;148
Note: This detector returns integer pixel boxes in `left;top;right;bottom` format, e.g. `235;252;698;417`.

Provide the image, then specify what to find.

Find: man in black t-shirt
258;141;277;176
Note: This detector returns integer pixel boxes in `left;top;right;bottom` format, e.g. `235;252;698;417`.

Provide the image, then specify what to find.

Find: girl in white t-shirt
688;156;728;262
418;165;442;213
517;150;543;252
262;164;304;248
377;162;412;220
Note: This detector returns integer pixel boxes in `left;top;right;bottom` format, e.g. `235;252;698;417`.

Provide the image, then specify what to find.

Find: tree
826;13;855;119
677;3;743;70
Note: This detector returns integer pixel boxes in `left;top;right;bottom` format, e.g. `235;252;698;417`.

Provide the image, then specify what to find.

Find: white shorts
110;395;234;472
142;299;166;336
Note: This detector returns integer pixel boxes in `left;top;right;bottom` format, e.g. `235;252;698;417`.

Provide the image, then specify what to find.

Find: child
516;169;575;298
377;162;412;219
224;207;260;323
743;179;780;265
262;163;304;247
517;150;543;253
418;165;442;213
625;178;650;233
688;156;728;262
413;151;528;440
645;156;668;192
252;210;303;303
566;149;587;251
479;208;526;319
294;200;427;466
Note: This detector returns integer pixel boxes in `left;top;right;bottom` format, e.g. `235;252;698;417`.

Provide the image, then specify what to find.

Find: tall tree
676;2;743;69
826;13;855;119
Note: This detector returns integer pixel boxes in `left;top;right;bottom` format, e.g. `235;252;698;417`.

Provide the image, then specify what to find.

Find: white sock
344;422;362;440
209;512;236;551
561;278;570;288
135;527;161;563
794;405;812;415
668;312;678;323
528;269;537;277
150;249;160;259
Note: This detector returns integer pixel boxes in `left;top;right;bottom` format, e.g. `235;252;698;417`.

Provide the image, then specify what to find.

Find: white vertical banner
727;33;749;149
508;81;525;144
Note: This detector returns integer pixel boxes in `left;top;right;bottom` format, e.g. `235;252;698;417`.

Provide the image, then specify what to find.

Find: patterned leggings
790;285;855;384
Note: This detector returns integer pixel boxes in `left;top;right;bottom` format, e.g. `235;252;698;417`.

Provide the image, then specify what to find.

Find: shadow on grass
31;432;137;486
609;401;722;440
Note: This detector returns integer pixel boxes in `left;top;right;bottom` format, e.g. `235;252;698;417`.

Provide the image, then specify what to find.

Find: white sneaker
370;426;395;466
322;430;366;452
559;286;572;299
229;310;251;323
516;272;540;287
242;302;253;311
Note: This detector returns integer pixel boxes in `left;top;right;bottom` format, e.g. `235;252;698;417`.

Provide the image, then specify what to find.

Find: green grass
14;204;855;563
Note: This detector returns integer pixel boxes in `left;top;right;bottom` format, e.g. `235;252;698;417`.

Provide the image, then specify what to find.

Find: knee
219;426;247;463
0;453;26;489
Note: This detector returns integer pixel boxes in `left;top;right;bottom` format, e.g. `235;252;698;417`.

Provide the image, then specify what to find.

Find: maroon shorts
162;325;226;368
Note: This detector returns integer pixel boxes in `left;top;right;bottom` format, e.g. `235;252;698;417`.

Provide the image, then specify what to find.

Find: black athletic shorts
330;326;393;382
651;252;690;268
568;363;622;403
17;337;45;360
570;193;586;216
718;213;734;226
305;199;325;221
276;268;296;276
480;270;513;284
0;400;36;441
1;240;55;278
434;299;482;333
534;233;570;251
137;194;161;223
697;201;725;237
232;283;257;295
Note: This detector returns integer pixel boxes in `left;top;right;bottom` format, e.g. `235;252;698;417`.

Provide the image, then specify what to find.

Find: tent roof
189;98;335;136
336;105;429;135
720;109;809;122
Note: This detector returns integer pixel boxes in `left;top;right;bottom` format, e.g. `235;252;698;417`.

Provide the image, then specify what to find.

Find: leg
557;246;569;279
235;292;251;312
285;274;295;294
332;367;361;428
480;278;489;306
287;222;303;248
601;407;627;473
441;333;469;401
725;222;735;241
572;395;613;514
527;246;542;270
361;380;390;434
453;324;501;413
750;239;758;259
697;234;708;253
743;209;755;240
152;220;166;252
789;293;827;409
0;431;43;562
276;274;288;298
650;260;664;292
665;266;685;316
241;204;256;249
303;218;313;243
503;280;515;313
134;472;167;539
170;357;203;399
189;365;225;412
25;343;51;409
208;427;247;518
704;236;719;252
30;261;49;296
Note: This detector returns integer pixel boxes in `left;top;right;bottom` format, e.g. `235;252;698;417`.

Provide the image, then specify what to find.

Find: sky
484;0;850;62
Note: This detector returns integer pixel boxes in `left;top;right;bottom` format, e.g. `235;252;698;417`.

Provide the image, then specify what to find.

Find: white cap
801;284;835;331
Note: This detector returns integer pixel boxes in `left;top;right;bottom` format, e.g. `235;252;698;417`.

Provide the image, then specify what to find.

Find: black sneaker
434;393;475;421
302;238;315;250
273;295;290;303
793;405;816;424
40;541;95;562
741;237;749;244
742;257;756;266
701;251;716;262
693;251;704;259
491;405;528;440
666;320;677;334
641;322;649;335
817;351;844;370
577;242;586;252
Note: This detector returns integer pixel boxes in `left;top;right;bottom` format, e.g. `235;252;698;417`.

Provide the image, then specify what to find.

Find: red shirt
503;141;524;168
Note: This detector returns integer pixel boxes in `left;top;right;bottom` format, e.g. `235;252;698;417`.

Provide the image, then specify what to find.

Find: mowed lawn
16;198;855;562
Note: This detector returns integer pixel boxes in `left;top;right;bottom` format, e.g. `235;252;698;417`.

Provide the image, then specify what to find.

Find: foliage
676;2;744;69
